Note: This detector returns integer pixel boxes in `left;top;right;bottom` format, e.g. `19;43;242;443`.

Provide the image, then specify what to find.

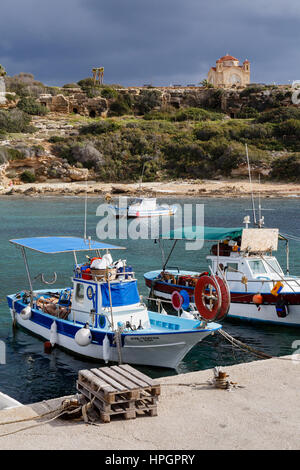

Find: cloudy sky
0;0;299;87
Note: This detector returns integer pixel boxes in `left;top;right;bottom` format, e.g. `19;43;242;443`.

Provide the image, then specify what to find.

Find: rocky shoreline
1;179;300;198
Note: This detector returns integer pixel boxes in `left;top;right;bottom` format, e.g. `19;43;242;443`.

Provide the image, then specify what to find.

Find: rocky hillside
0;73;299;190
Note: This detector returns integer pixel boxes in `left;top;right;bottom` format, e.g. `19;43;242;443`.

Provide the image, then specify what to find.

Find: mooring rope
219;329;300;362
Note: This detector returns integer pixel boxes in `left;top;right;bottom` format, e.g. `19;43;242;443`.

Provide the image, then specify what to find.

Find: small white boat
110;197;177;218
0;392;22;410
7;236;221;369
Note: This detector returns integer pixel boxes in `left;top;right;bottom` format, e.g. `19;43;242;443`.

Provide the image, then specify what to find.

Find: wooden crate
76;364;160;423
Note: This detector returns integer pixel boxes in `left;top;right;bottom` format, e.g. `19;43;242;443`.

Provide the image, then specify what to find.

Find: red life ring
90;257;102;264
194;275;230;322
216;276;231;321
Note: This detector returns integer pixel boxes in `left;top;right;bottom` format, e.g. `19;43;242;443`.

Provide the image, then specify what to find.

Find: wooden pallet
76;364;160;423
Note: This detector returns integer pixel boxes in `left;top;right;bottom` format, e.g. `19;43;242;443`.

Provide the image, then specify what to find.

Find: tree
0;64;6;77
199;79;214;88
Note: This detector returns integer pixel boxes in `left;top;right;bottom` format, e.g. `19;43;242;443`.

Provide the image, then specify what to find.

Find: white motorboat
144;225;300;327
110;197;177;218
7;236;221;369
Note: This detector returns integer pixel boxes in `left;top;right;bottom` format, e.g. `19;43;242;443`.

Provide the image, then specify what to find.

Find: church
207;55;250;88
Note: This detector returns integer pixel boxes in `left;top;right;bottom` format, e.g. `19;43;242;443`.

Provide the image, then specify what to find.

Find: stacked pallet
76;364;161;423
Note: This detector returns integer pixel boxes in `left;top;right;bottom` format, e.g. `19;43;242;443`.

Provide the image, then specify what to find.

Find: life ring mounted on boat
194;274;231;322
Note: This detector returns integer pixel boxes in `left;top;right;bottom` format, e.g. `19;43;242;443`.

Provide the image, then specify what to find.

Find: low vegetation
1;73;299;182
48;104;300;182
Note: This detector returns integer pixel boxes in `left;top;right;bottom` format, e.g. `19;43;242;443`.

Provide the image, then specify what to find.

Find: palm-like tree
0;65;6;77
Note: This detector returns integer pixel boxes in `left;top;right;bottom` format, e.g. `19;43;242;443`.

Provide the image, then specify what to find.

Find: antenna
245;144;257;226
258;173;264;228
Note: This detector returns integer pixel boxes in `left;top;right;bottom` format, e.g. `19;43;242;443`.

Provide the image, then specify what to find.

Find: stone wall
37;85;296;118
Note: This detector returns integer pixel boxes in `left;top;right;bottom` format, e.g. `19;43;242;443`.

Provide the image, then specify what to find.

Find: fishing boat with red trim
144;224;300;327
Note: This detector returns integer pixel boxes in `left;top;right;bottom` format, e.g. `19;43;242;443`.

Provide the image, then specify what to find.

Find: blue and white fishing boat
7;236;221;369
110;197;177;218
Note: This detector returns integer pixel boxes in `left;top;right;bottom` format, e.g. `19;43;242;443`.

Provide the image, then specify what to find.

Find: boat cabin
9;236;150;331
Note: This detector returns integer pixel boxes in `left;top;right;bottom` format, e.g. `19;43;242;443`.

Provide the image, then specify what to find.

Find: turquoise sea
0;195;299;404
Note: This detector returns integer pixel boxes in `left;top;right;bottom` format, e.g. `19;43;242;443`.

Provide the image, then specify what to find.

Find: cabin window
75;283;85;302
248;260;267;275
227;263;238;272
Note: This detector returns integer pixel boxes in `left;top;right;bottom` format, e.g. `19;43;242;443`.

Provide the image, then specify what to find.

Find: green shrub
237;106;259;119
109;94;133;116
270;154;300;181
7;148;26;160
17;96;49;116
274;119;300;138
0;109;34;133
194;122;225;140
62;83;80;88
79;120;119;135
48;135;65;143
135;89;162;114
20;170;36;183
100;87;118;99
240;85;266;97
172;107;224;122
257;107;300;123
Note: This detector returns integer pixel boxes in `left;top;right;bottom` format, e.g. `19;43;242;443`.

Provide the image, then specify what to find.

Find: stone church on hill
207;55;250;88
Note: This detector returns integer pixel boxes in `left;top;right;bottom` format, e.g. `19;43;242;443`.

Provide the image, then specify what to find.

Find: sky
0;0;299;87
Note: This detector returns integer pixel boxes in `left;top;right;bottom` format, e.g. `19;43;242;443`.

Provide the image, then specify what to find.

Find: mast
245;144;257;226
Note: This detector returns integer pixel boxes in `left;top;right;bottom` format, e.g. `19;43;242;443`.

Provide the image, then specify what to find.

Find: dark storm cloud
0;0;299;86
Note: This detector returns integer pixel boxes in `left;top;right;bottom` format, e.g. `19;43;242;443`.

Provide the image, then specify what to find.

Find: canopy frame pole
217;241;220;275
158;239;165;268
162;240;178;271
21;247;33;294
286;239;290;275
106;271;115;330
73;251;78;266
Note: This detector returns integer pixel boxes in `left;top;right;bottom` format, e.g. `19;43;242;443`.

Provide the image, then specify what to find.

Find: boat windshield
248;260;267;275
264;258;283;275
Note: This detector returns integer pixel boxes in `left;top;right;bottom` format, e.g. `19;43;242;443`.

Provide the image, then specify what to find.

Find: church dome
219;55;239;62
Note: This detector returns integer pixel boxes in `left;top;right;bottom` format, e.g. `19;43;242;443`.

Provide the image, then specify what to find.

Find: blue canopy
161;226;243;241
101;280;140;307
10;237;125;254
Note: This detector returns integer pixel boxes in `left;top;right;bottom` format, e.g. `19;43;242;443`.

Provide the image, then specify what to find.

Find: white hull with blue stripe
7;291;220;369
7;237;221;369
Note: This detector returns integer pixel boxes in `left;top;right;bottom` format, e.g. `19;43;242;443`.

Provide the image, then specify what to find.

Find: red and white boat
144;225;300;327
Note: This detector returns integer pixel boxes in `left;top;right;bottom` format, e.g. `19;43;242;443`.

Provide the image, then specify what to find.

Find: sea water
0;195;299;404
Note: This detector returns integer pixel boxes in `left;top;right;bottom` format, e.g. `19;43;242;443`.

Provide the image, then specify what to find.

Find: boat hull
145;270;300;327
7;294;220;369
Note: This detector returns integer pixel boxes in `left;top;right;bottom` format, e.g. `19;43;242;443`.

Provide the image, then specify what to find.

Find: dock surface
0;355;299;450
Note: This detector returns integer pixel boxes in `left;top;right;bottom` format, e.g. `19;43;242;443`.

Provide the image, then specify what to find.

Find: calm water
0;195;299;404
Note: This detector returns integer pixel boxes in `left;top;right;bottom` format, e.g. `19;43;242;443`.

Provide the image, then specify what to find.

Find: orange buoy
252;294;263;305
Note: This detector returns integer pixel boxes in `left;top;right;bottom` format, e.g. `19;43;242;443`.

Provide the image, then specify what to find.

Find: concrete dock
0;355;299;450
